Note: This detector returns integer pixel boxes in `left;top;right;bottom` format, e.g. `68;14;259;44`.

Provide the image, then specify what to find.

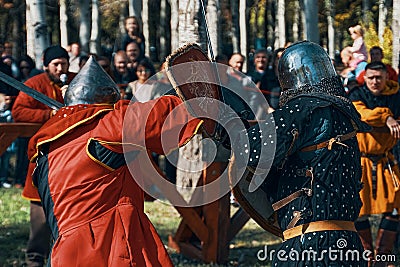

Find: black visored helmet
278;40;338;91
278;41;346;106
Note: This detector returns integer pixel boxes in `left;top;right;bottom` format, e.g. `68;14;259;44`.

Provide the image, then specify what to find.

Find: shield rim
165;42;220;137
228;155;283;238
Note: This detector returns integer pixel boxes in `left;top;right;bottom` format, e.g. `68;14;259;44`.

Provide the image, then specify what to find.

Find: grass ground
2;187;400;266
0;187;277;267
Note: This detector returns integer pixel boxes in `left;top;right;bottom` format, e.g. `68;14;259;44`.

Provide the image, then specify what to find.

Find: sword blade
200;0;215;60
199;0;224;105
0;71;63;110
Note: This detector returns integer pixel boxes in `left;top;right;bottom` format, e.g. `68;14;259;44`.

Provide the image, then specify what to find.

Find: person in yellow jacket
349;61;400;266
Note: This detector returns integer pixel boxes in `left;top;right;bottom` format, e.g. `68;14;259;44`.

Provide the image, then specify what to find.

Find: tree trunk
230;0;240;53
89;0;101;55
303;0;319;43
142;0;150;57
276;0;286;48
60;0;68;49
325;0;335;59
29;0;50;69
12;0;24;59
26;0;34;61
300;0;307;40
266;0;275;49
79;0;90;54
207;0;220;57
178;0;201;47
169;0;179;52
159;0;168;61
174;0;204;197
378;0;386;45
393;0;400;73
363;0;369;25
292;0;299;42
239;0;247;71
117;2;128;48
128;0;142;19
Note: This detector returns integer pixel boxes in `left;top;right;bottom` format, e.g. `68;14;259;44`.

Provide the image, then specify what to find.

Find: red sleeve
356;70;365;85
122;96;203;155
11;75;63;123
21;162;41;201
12;91;53;123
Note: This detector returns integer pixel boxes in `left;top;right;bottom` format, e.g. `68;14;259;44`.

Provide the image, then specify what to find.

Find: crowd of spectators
1;21;399;187
0;20;400;266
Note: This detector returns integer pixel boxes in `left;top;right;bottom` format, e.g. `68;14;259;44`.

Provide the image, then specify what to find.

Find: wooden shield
165;43;221;137
228;155;283;238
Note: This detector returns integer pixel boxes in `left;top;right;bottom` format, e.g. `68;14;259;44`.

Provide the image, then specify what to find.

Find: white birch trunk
378;0;386;45
292;0;299;42
142;0;150;57
239;0;247;72
276;0;286;48
29;0;49;70
169;0;179;52
393;0;400;73
175;0;203;198
60;0;68;49
178;0;200;46
79;0;90;53
207;0;219;57
159;0;167;61
89;0;101;55
230;0;240;53
26;0;35;61
325;0;335;59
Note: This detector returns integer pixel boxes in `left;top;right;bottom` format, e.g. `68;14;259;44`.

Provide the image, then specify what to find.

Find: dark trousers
15;137;29;185
26;201;51;267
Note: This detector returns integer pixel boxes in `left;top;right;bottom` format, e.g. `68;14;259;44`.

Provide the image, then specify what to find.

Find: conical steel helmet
278;41;337;91
64;56;120;106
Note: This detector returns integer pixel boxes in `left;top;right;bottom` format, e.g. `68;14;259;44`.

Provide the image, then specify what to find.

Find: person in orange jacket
349;61;400;267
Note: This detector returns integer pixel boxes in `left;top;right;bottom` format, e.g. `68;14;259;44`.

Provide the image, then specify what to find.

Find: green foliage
364;22;380;51
382;28;393;64
0;188;30;226
100;0;125;43
363;22;393;64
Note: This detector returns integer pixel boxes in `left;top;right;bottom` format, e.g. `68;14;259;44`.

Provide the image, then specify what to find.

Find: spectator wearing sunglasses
17;55;42;82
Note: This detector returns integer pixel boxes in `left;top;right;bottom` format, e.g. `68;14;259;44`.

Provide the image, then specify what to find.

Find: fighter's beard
46;71;63;87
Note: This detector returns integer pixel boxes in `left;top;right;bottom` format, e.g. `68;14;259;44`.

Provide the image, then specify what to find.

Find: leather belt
283;220;356;240
301;131;357;152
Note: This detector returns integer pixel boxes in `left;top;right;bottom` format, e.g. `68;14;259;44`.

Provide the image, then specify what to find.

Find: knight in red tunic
28;57;202;266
